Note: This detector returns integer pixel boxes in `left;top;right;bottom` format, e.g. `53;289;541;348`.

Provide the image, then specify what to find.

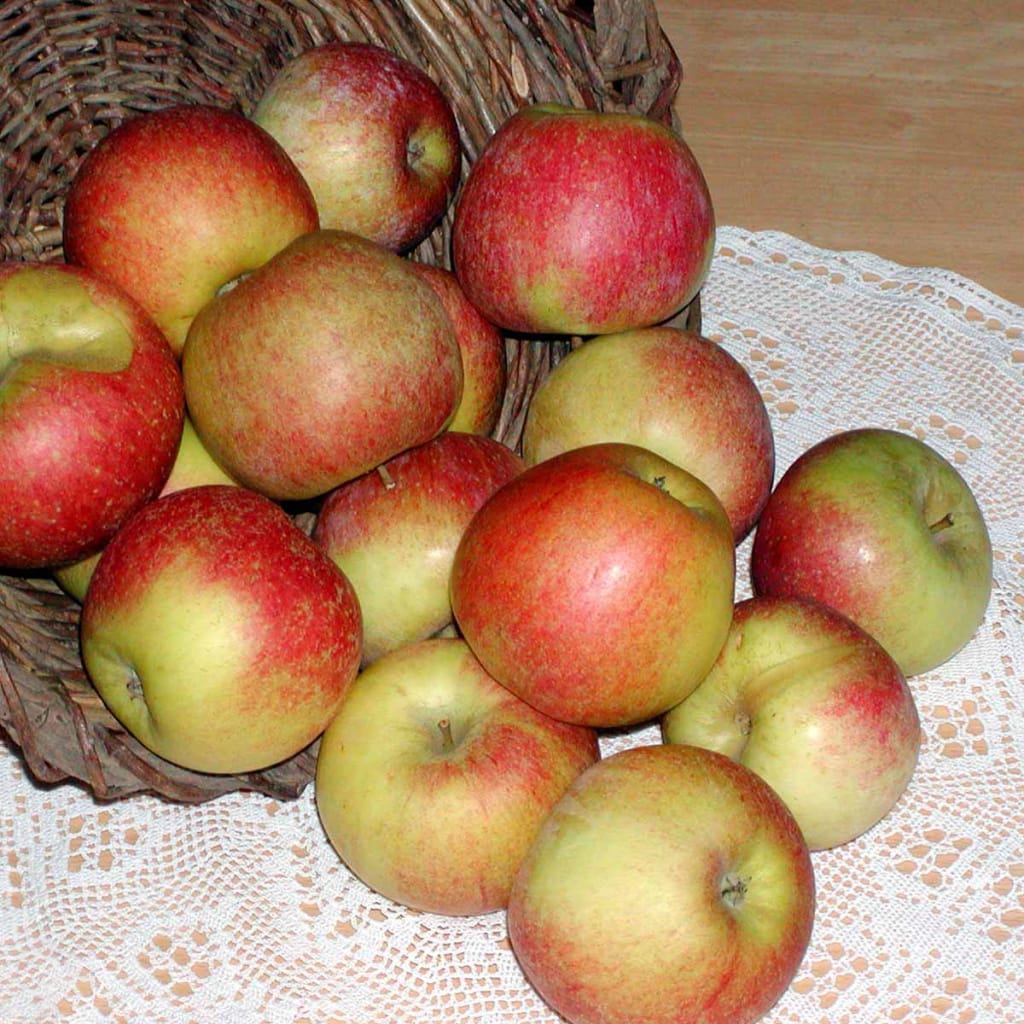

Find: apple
53;415;239;602
0;262;183;571
314;637;599;916
662;595;921;850
62;103;319;355
406;261;507;436
312;431;523;664
450;442;735;727
182;229;464;501
507;743;815;1024
522;326;774;541
451;103;714;336
750;427;993;676
252;41;461;253
80;485;362;775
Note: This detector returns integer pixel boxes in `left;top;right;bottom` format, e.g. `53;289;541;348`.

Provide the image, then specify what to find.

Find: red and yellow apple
312;431;523;664
252;41;461;252
522;326;774;541
0;262;183;570
507;743;816;1024
450;442;735;727
62;103;319;355
182;229;463;501
315;637;599;916
451;103;714;335
662;595;921;850
751;427;993;676
80;485;362;774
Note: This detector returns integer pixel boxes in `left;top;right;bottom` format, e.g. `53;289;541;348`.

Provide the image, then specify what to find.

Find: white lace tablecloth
3;226;1022;1024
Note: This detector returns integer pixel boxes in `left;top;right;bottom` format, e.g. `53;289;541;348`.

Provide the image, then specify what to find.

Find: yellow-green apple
522;326;774;541
507;743;815;1024
751;428;993;676
252;41;460;252
53;415;239;602
450;442;735;727
312;431;523;664
0;262;183;570
182;229;463;501
62;103;318;355
662;596;921;850
80;485;362;775
314;637;599;916
406;262;507;435
451;103;714;335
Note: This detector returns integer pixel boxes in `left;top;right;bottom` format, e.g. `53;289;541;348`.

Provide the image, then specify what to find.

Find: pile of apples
0;39;995;1024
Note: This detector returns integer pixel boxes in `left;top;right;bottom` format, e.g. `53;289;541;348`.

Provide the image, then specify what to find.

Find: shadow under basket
0;0;702;803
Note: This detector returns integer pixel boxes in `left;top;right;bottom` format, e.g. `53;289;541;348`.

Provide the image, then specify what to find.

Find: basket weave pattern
0;0;696;802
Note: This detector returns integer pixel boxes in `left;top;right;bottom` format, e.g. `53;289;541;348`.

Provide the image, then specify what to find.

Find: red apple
662;595;921;850
252;41;461;252
407;261;508;436
80;485;362;775
451;103;714;335
450;442;736;727
522;326;774;541
182;229;464;501
751;427;993;676
0;262;183;570
507;743;815;1024
315;637;599;916
63;103;319;355
312;431;523;664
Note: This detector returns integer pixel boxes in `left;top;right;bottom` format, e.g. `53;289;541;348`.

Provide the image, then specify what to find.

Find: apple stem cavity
720;871;749;911
929;511;955;534
377;464;397;490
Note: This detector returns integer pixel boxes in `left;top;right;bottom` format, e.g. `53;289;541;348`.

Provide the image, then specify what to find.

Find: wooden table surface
655;1;1023;307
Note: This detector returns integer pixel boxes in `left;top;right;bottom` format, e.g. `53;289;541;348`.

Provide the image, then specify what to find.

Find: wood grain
657;1;1023;305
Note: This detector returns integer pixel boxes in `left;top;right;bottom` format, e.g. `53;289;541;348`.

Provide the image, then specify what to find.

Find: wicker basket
0;0;700;803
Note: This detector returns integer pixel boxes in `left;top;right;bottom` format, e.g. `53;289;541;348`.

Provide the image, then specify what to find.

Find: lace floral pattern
2;226;1022;1023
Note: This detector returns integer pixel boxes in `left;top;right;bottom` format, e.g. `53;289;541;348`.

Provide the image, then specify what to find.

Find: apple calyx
719;870;750;911
1;268;133;379
124;666;144;702
436;716;456;753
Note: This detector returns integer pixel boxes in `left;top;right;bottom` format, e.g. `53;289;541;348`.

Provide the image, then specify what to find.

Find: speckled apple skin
750;428;993;676
0;263;183;570
63;104;319;354
182;230;464;501
662;595;921;850
80;486;362;775
450;442;736;728
315;637;599;916
522;326;774;541
452;104;714;335
313;432;523;663
507;744;815;1024
253;41;461;252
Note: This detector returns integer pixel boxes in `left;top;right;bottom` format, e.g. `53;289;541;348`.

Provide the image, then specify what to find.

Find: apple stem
929;511;955;533
437;717;455;752
377;465;397;490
